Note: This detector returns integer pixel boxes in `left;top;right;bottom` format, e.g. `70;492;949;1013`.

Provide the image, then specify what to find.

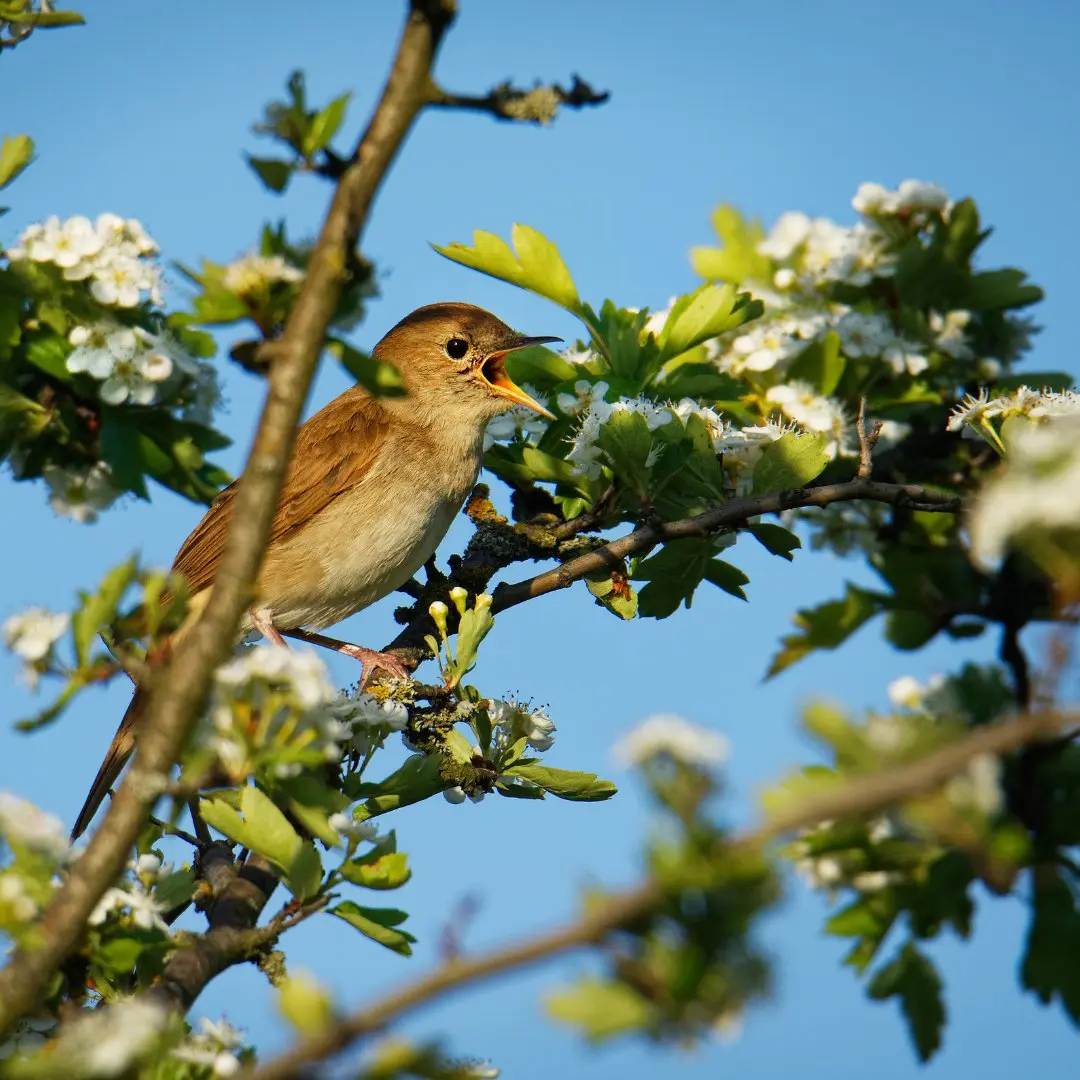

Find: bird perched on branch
71;302;558;838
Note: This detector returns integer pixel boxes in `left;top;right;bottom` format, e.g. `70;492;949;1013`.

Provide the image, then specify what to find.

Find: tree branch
429;74;609;124
242;706;1074;1080
0;0;458;1034
490;478;964;615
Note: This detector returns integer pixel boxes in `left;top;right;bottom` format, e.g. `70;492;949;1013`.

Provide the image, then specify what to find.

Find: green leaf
1021;867;1080;1023
746;522;801;561
767;584;883;677
752;432;829;495
274;774;351;847
657;283;762;362
71;557;138;666
340;851;411;890
0;134;33;191
867;942;946;1062
690;204;772;285
585;569;638;620
635;539;714;619
963;267;1043;311
329;340;406;397
656;362;744;403
505;763;616;801
346;753;447;816
200;786;320;897
304;92;351;156
885;608;938;651
547;977;651;1041
995;372;1074;393
278;973;334;1033
2;8;84;26
330;901;416;956
596;408;654;495
153;866;197;910
22;330;72;381
787;332;844;395
506;345;580;386
246;155;294;193
703;558;749;601
433;224;582;315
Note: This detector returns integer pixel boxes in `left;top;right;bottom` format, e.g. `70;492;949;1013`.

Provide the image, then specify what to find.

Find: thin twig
855;398;882;480
428;74;609;124
0;0;458;1035
490;479;964;615
242;706;1075;1080
147;814;202;848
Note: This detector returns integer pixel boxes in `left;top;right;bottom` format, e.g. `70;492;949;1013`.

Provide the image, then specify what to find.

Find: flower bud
428;600;449;638
449;586;469;615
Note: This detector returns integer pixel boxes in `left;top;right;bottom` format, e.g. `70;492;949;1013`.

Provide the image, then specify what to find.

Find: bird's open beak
479;335;561;419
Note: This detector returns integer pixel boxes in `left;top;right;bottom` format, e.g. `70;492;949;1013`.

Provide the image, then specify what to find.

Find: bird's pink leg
282;627;411;687
250;607;289;647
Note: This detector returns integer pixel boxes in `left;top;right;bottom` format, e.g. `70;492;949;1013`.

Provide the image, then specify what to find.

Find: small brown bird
71;303;558;838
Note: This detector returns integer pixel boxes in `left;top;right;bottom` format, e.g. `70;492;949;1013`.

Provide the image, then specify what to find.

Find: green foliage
867;942;946;1061
330;902;416;957
503;763;616;801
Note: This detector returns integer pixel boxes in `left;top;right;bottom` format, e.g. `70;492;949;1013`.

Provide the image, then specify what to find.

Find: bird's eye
445;337;469;360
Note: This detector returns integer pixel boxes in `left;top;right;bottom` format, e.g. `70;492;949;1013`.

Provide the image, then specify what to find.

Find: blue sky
3;0;1079;1075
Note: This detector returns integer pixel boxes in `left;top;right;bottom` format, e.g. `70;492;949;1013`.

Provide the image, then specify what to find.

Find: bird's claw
340;645;411;687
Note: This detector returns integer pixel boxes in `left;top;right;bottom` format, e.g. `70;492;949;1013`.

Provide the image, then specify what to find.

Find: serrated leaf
867;942;946;1062
1021;867;1080;1023
768;584;883;677
596;408;654;495
330;901;416;956
690;204;772;284
246;155;294;193
547;978;651;1040
286;841;323;900
433;224;582;315
505;763;616;801
703;558;749;601
0;134;33;190
304;92;351;156
71;557;138;666
153;866;197;911
22;330;72;381
747;522;801;561
657;283;761;361
964;267;1043;311
346;753;447;816
788;331;844;395
200;786;311;890
752;432;829;494
340;851;411;890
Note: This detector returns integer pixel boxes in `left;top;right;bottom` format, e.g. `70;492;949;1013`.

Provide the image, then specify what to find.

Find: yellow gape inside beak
479;335;561;419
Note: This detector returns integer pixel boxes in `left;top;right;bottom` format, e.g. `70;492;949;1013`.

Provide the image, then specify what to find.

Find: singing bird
71;303;558;838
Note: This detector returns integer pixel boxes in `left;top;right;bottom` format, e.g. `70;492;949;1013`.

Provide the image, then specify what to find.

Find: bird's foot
338;644;411;687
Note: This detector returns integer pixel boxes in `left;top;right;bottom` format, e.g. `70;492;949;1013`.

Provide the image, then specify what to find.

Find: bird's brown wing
172;386;392;594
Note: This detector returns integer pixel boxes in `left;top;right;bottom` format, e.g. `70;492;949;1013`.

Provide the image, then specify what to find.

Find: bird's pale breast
254;424;484;631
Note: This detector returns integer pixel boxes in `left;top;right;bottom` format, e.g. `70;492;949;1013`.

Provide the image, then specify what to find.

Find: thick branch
490;479;964;615
0;0;457;1034
429;74;609;124
243;706;1073;1080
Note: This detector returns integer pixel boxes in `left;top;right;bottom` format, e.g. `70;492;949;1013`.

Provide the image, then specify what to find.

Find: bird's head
372;302;559;423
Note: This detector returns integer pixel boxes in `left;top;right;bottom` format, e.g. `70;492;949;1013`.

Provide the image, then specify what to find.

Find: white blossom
490;698;557;753
556;378;609;416
614;713;729;768
0;873;39;921
0;791;70;862
765;382;852;458
968;414;1080;570
222;252;303;295
328;812;379;843
43;462;120;523
834;310;893;359
929;309;974;360
561;345;596;366
2;607;68;662
483;389;551;450
758;211;812;260
51;998;170;1077
89;884;168;932
566;396;672;479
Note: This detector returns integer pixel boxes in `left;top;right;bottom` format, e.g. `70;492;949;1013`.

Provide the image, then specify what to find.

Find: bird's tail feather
70;685;147;840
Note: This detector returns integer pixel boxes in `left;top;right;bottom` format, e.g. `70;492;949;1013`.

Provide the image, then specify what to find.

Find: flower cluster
64;320;190;406
89;878;169;933
222;251;304;298
2;604;69;690
967;412;1080;575
7;213;163;308
204;645;352;780
0;790;70;863
490;697;557;753
613;713;730;769
41;462;121;524
43;997;172;1077
792;816;904;897
566;395;672;479
172;1017;248;1077
483;386;551;449
948;385;1080;452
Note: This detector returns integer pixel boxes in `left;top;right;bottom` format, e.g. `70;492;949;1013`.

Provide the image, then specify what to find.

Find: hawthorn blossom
222;251;304;296
566;396;673;479
172;1017;247;1077
765;382;852;457
483;388;551;449
556;378;609;416
42;463;120;523
930;309;974;361
2;607;69;662
490;697;557;753
49;998;170;1077
89;883;169;932
0;792;69;862
614;713;729;768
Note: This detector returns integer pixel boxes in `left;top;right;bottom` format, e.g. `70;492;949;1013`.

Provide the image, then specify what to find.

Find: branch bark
0;0;458;1034
491;478;964;615
243;705;1075;1080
